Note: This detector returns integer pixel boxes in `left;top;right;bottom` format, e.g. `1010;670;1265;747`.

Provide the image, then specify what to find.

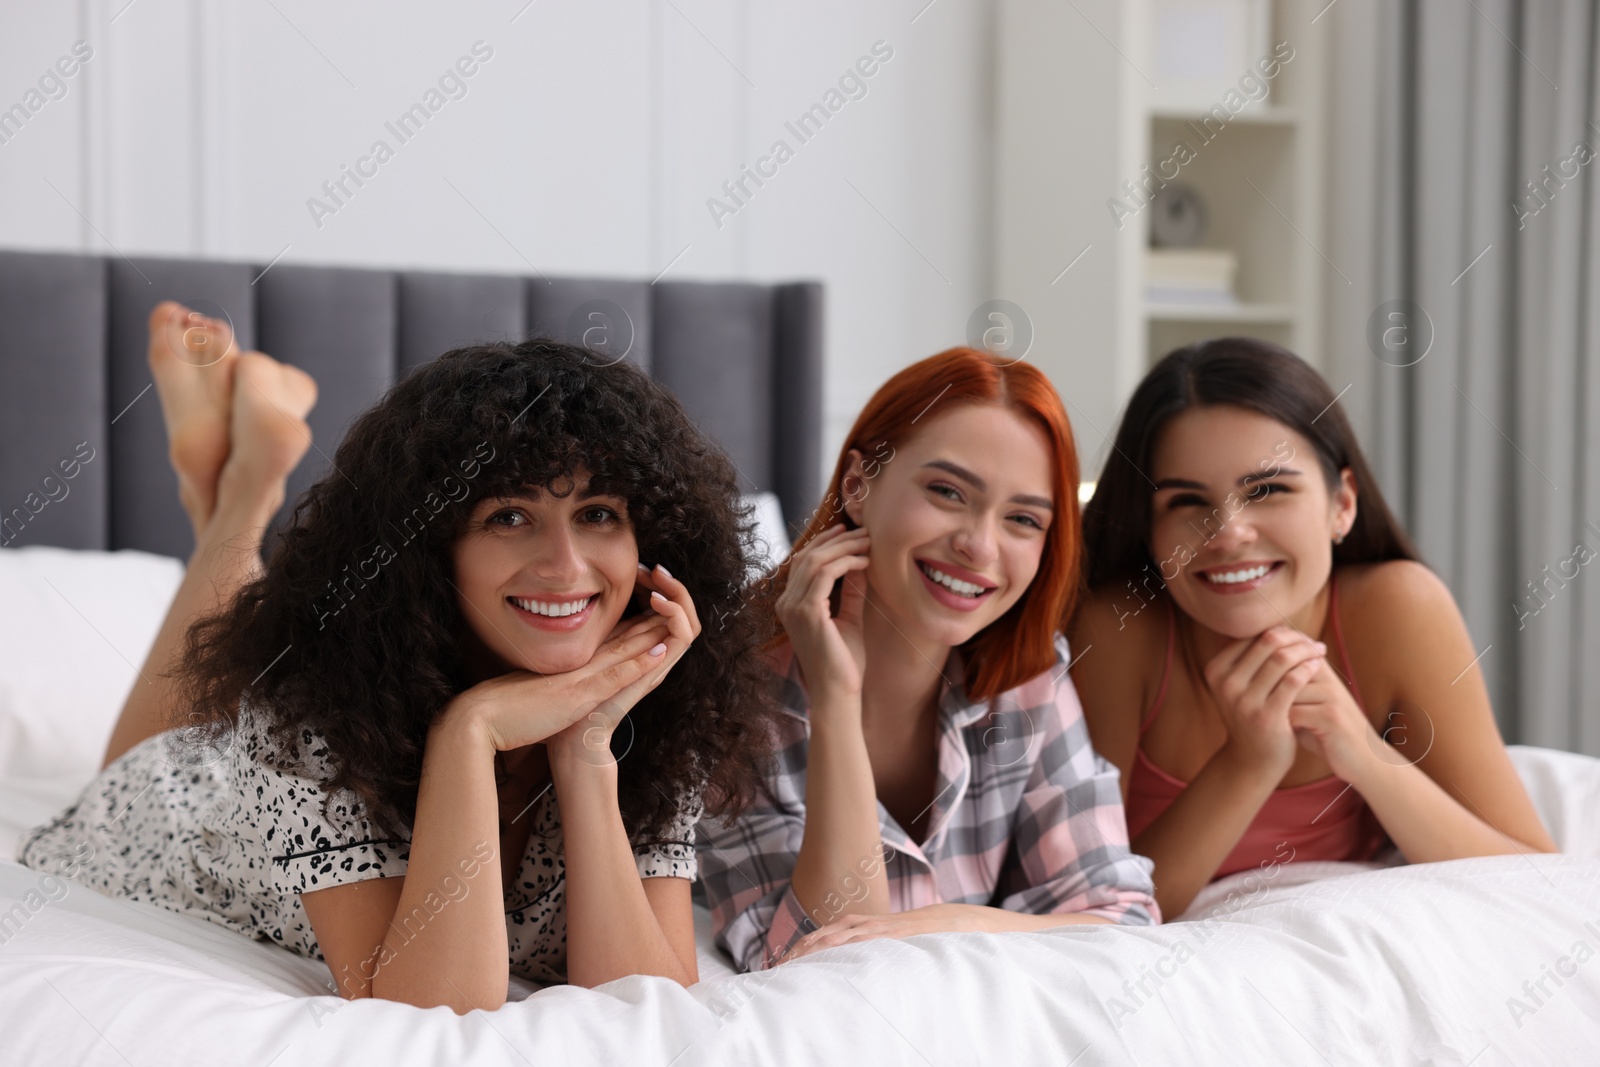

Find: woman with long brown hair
697;347;1159;973
1070;337;1557;920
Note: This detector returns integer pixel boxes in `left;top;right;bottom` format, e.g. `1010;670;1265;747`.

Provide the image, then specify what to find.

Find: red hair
754;346;1082;701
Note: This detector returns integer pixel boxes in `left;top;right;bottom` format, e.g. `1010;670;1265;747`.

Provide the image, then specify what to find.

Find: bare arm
775;525;891;925
1103;614;1323;920
1070;590;1273;919
1067;588;1151;807
544;561;705;988
1348;757;1554;860
781;902;1111;959
789;692;892;922
1302;562;1557;861
303;614;675;1009
1129;744;1287;919
555;748;697;987
303;710;508;1012
994;910;1114;929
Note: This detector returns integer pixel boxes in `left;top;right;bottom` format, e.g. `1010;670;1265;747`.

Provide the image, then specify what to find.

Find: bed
3;252;1600;1065
2;549;1597;1067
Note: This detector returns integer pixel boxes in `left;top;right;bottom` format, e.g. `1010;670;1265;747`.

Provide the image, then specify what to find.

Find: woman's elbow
1154;888;1193;922
670;947;700;987
370;973;506;1013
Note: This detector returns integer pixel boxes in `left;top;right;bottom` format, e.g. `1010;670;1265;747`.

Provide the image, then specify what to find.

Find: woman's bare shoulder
1338;559;1453;622
1067;582;1168;767
1336;560;1464;671
1069;582;1170;666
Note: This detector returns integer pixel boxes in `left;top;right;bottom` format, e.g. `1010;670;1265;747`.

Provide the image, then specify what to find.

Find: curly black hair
172;339;779;843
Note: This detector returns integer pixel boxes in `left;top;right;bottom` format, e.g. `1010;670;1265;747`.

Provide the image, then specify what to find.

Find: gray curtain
1324;0;1600;754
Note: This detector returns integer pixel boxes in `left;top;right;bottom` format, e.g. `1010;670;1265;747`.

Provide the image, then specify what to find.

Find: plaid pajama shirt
696;632;1160;973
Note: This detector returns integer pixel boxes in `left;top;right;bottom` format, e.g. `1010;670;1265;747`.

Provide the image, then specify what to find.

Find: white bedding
4;746;1599;1066
3;548;1598;1064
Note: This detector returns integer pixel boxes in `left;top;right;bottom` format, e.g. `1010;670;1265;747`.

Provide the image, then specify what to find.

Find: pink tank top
1124;576;1388;880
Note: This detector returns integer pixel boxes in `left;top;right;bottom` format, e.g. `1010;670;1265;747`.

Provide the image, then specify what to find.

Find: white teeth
1202;564;1273;585
511;595;594;617
919;562;987;597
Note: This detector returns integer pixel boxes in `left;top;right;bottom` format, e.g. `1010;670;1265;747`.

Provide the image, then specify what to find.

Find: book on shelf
1145;247;1238;306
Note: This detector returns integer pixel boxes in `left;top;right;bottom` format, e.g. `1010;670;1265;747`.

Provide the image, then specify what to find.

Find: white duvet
3;746;1599;1066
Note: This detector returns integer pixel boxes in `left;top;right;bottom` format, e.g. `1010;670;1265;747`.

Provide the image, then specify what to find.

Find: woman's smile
453;472;636;677
1149;406;1356;639
507;592;601;630
1191;558;1286;595
914;557;998;611
842;404;1052;651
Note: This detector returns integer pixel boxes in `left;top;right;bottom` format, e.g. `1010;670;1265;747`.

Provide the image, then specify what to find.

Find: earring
1333;530;1346;545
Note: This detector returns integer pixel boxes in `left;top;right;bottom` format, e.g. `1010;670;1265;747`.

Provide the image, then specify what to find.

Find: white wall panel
0;0;1007;488
0;3;95;249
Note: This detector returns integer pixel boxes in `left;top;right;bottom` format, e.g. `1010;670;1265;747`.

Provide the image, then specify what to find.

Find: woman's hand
547;563;701;768
775;523;870;700
1287;658;1386;785
777;903;994;962
443;592;673;754
1202;625;1327;777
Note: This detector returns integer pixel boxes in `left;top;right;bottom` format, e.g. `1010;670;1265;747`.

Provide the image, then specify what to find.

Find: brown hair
1083;336;1420;591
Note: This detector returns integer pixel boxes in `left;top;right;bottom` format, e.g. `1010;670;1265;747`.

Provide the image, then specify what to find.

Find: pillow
0;546;184;781
1506;744;1600;859
741;492;791;578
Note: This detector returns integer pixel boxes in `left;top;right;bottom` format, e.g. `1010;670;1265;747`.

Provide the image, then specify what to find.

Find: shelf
1142;301;1296;323
992;0;1330;446
1150;106;1300;127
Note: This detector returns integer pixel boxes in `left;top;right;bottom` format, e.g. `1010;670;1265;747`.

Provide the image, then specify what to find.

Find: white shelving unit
994;0;1331;450
1123;0;1330;374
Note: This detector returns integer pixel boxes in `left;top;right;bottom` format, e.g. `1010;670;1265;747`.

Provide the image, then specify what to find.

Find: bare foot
147;301;239;535
206;351;319;537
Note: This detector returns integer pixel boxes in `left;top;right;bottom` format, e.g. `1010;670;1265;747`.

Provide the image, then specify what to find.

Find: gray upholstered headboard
0;250;822;560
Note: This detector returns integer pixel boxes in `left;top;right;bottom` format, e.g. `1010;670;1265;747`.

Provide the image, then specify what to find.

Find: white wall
994;0;1133;477
0;0;1000;488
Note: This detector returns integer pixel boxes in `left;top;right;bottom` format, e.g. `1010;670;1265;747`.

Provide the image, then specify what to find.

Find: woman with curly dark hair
17;302;777;1010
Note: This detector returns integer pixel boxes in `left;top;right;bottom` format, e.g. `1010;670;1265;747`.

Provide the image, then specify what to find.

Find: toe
282;362;318;413
147;300;186;337
178;313;235;366
239;353;318;418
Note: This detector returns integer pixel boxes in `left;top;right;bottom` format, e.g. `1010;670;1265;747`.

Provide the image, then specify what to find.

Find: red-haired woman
697;347;1159;972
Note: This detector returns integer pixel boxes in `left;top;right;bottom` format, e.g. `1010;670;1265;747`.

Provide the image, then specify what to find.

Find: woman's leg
100;308;318;770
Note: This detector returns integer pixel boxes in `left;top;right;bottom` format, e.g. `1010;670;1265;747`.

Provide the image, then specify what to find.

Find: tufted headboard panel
0;250;822;560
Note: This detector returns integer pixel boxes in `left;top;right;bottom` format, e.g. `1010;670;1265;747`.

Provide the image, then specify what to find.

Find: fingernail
651;590;667;602
638;561;649;572
655;563;672;579
1314;641;1327;652
649;642;667;656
